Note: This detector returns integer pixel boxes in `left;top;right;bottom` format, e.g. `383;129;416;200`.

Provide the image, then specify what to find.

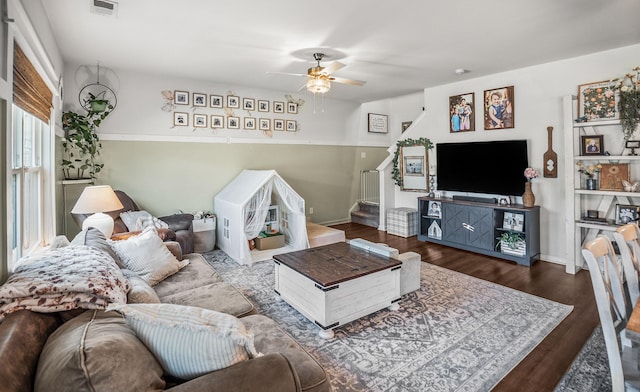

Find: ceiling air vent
90;0;118;17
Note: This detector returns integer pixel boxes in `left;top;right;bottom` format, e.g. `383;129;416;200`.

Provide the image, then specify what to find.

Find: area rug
554;326;611;392
203;250;573;392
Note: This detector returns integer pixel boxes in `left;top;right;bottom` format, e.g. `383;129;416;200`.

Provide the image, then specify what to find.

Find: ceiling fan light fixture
307;77;330;94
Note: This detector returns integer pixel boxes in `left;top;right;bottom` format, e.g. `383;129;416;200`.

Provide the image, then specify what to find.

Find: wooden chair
582;235;640;391
614;224;640;307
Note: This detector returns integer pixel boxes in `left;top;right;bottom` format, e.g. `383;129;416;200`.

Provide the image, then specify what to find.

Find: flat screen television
436;140;528;196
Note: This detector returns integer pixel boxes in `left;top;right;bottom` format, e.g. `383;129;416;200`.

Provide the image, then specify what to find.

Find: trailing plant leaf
619;90;640;140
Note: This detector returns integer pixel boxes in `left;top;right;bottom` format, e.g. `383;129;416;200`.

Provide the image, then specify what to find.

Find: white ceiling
41;0;640;103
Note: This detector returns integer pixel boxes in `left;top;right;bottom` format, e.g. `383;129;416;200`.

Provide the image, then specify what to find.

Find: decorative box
255;232;285;250
386;207;418;238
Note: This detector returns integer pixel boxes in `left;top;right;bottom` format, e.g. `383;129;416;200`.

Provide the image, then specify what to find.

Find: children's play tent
214;170;309;264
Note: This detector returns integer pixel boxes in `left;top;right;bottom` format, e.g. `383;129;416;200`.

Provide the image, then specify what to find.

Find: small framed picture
484;86;514;130
259;118;270;131
286;120;296;132
287;102;298;114
174;112;188;126
428;220;442;240
427;201;441;218
404;156;424;176
368;113;388;133
600;163;630;191
449;92;475;132
210;95;223;108
193;93;206;107
580;135;604;156
274;119;285;131
227;95;239;108
243;98;255;111
578;80;619;121
227;116;239;129
244;117;256;130
401;121;412;132
503;212;524;232
615;204;640;225
210;115;224;128
274;101;285;113
193;114;207;128
174;90;189;105
258;100;269;112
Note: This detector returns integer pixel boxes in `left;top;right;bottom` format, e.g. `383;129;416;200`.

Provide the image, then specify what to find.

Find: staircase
350;201;379;228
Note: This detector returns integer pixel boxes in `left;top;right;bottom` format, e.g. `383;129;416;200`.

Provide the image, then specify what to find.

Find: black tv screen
436;140;528;196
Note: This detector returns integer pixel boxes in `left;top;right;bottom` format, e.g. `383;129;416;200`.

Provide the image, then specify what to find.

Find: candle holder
428;174;436;197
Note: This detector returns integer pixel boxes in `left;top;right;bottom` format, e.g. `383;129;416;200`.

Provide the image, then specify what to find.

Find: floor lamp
71;185;124;238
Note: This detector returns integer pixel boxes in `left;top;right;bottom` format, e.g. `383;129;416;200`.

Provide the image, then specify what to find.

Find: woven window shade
13;44;53;124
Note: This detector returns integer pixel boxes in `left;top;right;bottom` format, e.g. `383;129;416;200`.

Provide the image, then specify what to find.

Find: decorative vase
586;178;598;190
522;182;535;207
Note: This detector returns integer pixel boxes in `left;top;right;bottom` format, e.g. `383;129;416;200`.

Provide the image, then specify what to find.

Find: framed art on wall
286;120;296;132
274;101;284;113
227;95;239;109
580;135;604;156
210;115;223;128
399;145;428;192
244;117;256;130
578;80;619;121
274;119;285;131
402;121;412;132
258;100;269;112
449;92;475;132
193;114;207;127
368;113;388;134
193;93;206;107
484;86;514;130
174;112;188;126
227;116;239;129
243;98;255;111
287;102;298;114
259;118;270;131
210;95;223;108
174;91;189;105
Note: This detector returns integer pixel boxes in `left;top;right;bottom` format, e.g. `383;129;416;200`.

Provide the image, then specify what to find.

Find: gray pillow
71;227;123;267
122;269;161;304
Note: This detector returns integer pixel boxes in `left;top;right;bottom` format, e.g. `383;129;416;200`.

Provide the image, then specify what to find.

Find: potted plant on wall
61;97;113;180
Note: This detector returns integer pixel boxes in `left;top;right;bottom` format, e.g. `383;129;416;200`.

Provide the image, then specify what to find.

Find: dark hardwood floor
331;222;599;392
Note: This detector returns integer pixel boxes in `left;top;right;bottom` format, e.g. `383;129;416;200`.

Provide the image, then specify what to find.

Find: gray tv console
418;196;540;266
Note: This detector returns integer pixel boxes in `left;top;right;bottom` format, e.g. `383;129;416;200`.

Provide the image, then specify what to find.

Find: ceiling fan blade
330;76;366;86
266;71;308;77
297;81;307;92
320;61;345;75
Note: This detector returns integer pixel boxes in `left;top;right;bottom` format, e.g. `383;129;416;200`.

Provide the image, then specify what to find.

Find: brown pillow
35;310;165;392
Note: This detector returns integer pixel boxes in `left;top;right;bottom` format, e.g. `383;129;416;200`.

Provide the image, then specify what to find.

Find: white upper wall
394;43;640;264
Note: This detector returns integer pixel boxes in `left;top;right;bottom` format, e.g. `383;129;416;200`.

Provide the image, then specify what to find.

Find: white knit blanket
0;246;130;321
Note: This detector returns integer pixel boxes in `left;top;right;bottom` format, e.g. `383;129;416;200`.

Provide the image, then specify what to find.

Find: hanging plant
391;137;434;187
610;66;640;140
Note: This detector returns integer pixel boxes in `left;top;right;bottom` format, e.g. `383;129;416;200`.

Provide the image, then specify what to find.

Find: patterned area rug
554;326;611;392
203;250;573;392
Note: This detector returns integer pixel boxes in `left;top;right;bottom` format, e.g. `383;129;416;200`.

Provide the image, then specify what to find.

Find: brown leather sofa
73;190;195;254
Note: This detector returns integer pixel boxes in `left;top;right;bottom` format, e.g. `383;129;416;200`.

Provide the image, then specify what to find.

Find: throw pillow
122;269;161;304
109;226;186;286
120;210;169;231
107;303;261;380
71;227;123;267
35;310;165;392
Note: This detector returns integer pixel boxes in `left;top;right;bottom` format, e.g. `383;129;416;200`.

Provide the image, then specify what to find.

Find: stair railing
360;170;380;205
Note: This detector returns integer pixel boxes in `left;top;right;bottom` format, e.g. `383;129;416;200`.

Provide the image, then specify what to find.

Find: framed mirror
399;145;428;192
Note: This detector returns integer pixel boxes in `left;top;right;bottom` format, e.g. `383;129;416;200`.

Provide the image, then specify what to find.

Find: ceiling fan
270;53;366;94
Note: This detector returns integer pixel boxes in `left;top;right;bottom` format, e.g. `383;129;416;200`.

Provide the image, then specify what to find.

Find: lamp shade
71;185;124;238
306;77;330;94
71;185;123;214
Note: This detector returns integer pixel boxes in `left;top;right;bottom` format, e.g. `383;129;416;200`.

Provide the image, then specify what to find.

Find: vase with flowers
522;167;539;207
576;161;602;190
610;66;640;143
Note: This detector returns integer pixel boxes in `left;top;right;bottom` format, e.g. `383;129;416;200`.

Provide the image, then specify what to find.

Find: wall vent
90;0;118;17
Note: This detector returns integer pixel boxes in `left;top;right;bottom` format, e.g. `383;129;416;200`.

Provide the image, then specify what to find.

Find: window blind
13;44;53;124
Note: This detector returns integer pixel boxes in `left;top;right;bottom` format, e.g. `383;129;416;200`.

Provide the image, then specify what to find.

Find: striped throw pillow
107;303;261;380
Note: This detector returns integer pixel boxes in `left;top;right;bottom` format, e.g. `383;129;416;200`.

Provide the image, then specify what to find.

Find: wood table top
272;242;402;287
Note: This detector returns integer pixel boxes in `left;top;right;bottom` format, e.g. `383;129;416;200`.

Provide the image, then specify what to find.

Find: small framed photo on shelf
428;220;442;240
578;80;619;121
210;115;223;128
193;114;207;128
599;163;630;191
503;212;524;232
243;98;255;111
174;90;189;105
273;101;285;113
258;100;269;112
427;201;441;218
193;93;207;107
210;95;223;108
273;119;285;131
580;135;604;156
227;95;240;108
615;204;640;225
626;140;640;155
173;112;188;126
244;117;256;130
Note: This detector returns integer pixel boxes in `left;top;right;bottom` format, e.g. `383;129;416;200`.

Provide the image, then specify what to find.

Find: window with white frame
10;105;48;271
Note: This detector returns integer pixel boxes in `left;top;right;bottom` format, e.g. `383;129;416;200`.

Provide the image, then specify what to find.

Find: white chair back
614;224;640;307
582;235;629;391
